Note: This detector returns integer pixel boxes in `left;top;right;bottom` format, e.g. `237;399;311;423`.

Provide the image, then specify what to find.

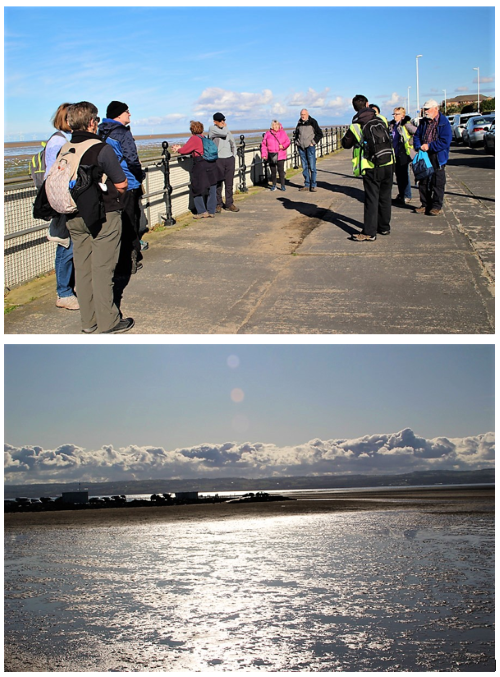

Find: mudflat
4;487;493;530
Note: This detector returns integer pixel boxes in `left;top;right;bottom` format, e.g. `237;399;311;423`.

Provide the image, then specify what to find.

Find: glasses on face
393;112;402;116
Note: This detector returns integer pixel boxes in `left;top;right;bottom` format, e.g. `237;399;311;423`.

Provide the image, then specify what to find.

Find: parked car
483;124;495;153
451;112;480;143
462;115;495;148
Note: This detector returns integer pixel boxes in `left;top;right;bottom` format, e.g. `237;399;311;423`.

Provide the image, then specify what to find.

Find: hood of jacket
352;106;377;128
98;119;128;138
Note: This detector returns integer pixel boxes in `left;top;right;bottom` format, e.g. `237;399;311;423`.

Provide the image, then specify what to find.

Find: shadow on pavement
276;197;362;236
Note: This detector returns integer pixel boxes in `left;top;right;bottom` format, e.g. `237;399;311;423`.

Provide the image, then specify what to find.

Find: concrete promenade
4;145;494;334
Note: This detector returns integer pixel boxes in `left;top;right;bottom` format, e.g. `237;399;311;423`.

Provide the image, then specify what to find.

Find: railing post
293;137;299;169
238;134;248;193
161;141;175;226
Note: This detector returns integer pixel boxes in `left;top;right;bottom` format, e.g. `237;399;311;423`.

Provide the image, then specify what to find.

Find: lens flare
227;355;240;369
230;388;245;403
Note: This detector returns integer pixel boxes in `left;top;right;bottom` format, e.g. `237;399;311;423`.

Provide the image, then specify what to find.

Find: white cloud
193;87;273;119
4;430;494;485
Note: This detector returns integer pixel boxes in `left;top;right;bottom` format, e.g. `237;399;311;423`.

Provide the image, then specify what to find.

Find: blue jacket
413;112;452;167
98;119;145;190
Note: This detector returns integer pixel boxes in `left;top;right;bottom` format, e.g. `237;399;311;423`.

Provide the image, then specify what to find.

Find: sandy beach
4;487;494;531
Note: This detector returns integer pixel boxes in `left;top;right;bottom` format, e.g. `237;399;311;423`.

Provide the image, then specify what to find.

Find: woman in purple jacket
261;121;291;191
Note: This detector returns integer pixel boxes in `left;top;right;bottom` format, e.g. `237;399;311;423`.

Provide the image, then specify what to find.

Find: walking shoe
193;212;209;219
226;204;240;212
82;325;98;334
140;239;149;251
310;187;317;192
281;186;286;191
56;295;79;310
415;205;426;214
299;186;309;191
351;233;377;242
377;229;391;236
404;197;412;204
208;213;215;218
215;205;222;213
429;208;442;216
102;318;135;334
270;186;277;191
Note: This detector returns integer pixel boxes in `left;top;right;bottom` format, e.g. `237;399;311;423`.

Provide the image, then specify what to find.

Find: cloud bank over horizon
4;429;494;485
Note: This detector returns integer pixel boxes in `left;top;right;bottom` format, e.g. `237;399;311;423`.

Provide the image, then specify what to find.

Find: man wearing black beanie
98;101;146;276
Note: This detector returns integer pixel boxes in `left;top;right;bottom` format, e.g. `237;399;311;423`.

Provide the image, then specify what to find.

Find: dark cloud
4;430;494;485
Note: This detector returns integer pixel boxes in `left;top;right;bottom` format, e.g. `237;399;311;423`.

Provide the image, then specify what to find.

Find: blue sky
4;4;495;141
4;345;494;484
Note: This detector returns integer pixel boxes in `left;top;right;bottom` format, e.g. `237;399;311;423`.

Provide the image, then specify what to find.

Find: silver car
451;112;480;143
463;115;495;148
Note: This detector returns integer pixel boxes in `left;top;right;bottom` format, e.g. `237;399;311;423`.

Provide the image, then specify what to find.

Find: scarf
423;116;439;145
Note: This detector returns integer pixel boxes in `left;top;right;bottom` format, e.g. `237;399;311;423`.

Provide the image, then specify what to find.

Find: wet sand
4;487;494;531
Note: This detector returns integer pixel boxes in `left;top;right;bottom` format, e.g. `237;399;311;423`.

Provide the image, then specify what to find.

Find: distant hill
3;468;494;499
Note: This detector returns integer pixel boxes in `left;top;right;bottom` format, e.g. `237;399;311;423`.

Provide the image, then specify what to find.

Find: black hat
213;112;225;122
107;101;129;119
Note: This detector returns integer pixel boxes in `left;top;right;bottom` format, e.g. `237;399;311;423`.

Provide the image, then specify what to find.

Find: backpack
197;135;218;162
45;139;105;214
361;117;394;166
28;131;66;190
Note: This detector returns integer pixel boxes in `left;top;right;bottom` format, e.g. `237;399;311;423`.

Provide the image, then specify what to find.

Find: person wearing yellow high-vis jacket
389;107;417;204
342;95;394;241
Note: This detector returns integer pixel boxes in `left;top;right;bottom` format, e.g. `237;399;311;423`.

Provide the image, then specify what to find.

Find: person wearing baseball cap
208;112;240;212
412;99;452;216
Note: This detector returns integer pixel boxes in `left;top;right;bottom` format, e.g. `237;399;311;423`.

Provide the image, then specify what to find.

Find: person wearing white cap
412;99;452;216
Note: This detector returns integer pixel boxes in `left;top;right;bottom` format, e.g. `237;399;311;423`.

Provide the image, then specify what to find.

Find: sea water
4;509;494;671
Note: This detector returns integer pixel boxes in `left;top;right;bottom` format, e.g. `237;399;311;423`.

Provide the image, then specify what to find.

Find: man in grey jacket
208;112;240;213
294;109;323;191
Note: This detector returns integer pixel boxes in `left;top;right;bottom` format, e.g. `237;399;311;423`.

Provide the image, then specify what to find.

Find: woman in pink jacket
261;120;291;191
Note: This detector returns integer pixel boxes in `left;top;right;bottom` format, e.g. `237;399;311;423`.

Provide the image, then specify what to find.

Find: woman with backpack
172;121;220;218
261;120;291;191
44;103;80;310
389;107;417;204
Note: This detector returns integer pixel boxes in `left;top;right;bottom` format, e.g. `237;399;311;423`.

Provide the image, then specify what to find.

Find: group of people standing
341;94;452;241
43;100;147;333
39;95;452;333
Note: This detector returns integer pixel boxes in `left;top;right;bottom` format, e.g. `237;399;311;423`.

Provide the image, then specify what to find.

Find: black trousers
115;187;142;276
362;164;393;236
269;159;286;187
418;165;446;210
215;156;236;207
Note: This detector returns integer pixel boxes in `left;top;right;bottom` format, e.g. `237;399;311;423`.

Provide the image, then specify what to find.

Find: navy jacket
413;113;452;167
98;119;145;190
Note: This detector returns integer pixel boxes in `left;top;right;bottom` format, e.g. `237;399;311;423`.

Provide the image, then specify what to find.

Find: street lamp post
416;55;423;117
443;89;447;114
407;86;411;115
473;67;480;113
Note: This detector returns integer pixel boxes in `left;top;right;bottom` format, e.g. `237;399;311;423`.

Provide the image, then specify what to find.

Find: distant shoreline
4;128;295;150
4;487;494;530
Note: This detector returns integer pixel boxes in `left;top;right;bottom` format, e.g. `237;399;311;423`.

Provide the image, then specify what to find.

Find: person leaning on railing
171;121;220;219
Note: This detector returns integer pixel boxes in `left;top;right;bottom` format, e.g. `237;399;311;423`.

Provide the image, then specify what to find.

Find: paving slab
4;146;494;335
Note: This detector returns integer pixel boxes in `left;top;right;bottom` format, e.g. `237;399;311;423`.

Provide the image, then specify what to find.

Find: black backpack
362;117;394;166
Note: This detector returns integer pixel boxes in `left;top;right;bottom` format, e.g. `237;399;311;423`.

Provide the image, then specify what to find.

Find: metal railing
4;126;347;290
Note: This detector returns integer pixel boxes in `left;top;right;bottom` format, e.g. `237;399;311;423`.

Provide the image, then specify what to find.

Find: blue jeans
194;184;217;215
298;145;317;187
395;160;412;200
55;240;75;298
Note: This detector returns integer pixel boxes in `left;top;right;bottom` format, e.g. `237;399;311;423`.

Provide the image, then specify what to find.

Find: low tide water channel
4;509;494;672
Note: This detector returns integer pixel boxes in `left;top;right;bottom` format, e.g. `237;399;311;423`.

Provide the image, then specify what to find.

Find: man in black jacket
65;101;134;334
342;94;394;241
294;109;323;191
